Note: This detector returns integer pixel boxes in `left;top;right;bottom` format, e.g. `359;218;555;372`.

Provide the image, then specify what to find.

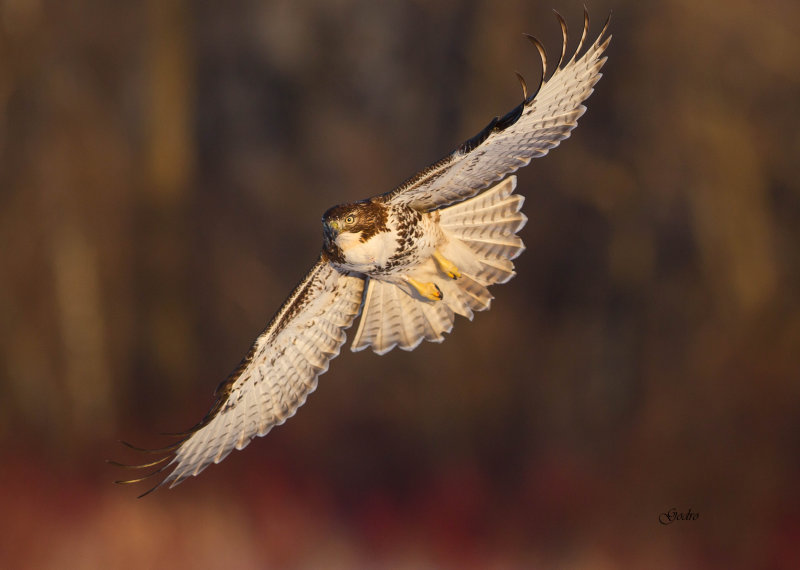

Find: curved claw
406;277;443;301
433;250;462;279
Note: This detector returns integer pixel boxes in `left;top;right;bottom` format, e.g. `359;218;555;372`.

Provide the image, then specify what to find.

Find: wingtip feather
523;33;547;95
551;9;569;70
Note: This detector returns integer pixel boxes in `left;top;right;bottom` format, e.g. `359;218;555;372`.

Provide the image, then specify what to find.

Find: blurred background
1;0;799;567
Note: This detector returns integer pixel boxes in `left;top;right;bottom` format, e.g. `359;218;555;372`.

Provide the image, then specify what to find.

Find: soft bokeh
2;0;799;568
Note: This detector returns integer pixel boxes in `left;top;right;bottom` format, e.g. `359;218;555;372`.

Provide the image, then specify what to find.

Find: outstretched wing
115;255;364;495
381;10;611;212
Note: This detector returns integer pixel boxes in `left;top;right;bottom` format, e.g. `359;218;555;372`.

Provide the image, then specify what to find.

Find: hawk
115;11;611;496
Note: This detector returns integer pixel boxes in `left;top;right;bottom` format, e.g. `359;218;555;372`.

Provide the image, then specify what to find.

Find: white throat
335;230;396;270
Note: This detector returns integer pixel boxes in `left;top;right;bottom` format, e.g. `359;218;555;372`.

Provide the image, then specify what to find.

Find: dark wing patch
457;100;526;156
379;9;611;212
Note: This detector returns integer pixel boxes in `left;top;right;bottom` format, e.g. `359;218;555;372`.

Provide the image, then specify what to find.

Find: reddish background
2;1;799;568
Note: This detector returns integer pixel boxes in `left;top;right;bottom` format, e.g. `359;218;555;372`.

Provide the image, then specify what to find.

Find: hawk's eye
345;215;355;225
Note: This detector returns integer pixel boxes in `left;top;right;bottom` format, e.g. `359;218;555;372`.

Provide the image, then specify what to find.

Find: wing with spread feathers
113;11;611;496
381;10;611;212
114;256;364;495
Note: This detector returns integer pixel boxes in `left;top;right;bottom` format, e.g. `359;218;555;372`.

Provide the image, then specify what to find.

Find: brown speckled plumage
113;11;611;496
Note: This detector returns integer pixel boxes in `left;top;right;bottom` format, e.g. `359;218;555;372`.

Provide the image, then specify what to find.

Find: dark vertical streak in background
0;0;799;567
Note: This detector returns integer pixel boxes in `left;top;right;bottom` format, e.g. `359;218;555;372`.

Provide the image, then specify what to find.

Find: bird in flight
114;10;611;496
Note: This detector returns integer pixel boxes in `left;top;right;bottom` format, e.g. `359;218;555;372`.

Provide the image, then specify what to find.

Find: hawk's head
322;200;389;260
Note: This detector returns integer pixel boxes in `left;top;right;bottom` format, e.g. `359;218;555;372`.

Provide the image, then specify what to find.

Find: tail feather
472;256;517;284
351;175;526;354
459;234;526;261
441;212;526;239
352;277;453;354
439;194;525;226
440;175;527;264
436;277;474;320
418;300;452;344
439;174;518;214
457;273;494;310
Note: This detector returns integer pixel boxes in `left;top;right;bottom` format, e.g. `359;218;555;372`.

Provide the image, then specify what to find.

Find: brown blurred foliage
1;0;799;567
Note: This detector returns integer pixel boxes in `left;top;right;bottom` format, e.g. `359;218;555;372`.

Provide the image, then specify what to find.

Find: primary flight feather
114;10;611;496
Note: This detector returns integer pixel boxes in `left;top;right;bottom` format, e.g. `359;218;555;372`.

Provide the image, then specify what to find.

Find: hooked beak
324;220;339;243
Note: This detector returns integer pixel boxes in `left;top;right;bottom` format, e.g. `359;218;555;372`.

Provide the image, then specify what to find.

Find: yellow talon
406;277;443;301
433;250;461;279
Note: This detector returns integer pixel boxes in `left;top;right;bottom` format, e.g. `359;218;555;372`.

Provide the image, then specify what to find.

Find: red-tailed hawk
114;10;611;496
